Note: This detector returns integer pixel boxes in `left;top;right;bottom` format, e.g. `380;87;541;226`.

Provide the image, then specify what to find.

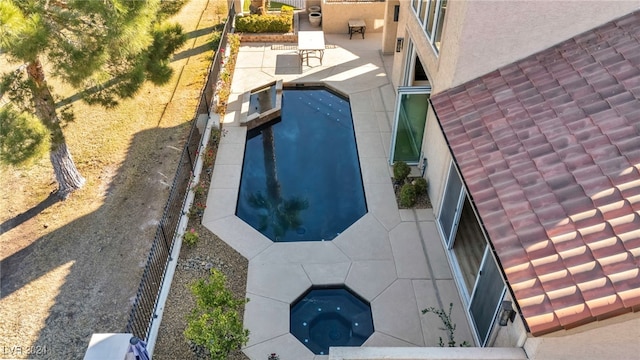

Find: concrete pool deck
202;28;474;359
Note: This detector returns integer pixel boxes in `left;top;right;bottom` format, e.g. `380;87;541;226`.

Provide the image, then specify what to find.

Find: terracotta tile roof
431;11;640;335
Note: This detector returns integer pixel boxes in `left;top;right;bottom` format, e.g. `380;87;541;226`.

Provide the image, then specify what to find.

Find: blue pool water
290;287;374;355
236;88;367;242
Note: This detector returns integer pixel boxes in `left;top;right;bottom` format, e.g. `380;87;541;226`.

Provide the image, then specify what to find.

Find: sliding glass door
437;162;505;346
438;163;464;245
469;249;505;344
390;87;430;164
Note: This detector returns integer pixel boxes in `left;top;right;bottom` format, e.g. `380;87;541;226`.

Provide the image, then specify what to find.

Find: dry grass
0;0;225;358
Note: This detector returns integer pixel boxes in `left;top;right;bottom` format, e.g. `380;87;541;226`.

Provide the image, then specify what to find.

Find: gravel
393;177;433;209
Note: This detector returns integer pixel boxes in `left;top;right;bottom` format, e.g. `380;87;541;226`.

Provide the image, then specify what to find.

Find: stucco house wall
491;309;640;359
321;1;386;34
390;0;640;92
421;106;451;218
523;313;640;360
381;0;400;54
437;0;640;89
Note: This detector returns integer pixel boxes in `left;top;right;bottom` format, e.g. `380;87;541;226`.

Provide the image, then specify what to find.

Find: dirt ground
0;1;228;359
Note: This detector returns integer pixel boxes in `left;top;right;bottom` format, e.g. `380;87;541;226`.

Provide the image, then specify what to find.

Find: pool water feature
248;84;277;118
244;80;282;130
237;87;367;242
290;287;374;355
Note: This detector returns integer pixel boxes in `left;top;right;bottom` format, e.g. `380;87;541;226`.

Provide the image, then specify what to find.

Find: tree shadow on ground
172;42;215;62
0;123;194;359
0;193;60;236
185;26;216;40
54;25;217;109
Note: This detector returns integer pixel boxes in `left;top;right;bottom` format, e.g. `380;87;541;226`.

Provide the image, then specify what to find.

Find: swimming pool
290;287;374;355
236;87;367;242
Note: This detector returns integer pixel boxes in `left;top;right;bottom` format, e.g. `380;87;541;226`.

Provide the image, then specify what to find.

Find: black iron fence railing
273;0;306;9
324;0;385;3
125;3;236;342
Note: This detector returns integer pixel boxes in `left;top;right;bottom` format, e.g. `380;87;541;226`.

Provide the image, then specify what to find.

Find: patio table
298;31;325;66
348;19;366;39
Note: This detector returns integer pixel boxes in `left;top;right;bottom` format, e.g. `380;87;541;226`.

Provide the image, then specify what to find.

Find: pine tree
0;0;187;199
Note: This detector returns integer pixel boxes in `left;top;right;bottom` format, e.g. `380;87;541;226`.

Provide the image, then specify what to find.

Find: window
411;0;424;14
424;0;437;37
412;0;427;26
469;249;505;345
419;0;428;23
390;87;430;164
438;163;463;246
413;0;448;54
438;161;506;346
433;0;447;50
411;0;421;14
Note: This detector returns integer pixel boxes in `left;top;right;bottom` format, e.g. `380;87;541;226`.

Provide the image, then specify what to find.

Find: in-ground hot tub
237;85;367;242
290;287;374;355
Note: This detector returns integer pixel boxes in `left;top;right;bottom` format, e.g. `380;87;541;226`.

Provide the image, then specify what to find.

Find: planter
309;12;322;27
309;5;321;13
238;11;299;43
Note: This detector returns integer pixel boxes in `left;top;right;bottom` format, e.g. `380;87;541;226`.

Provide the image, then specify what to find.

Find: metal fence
125;3;236;342
324;0;385;2
273;0;306;9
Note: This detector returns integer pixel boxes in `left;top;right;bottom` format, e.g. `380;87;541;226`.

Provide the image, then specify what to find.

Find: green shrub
215;33;241;115
413;177;428;196
183;228;199;246
210;30;222;50
185;269;249;360
399;183;417;207
235;12;292;33
393;161;411;184
188;202;206;218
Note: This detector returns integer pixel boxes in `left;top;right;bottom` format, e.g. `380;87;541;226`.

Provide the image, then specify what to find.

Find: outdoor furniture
348;19;366;39
298;31;325;66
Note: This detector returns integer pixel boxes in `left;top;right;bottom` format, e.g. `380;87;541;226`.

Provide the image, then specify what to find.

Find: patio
202;19;473;359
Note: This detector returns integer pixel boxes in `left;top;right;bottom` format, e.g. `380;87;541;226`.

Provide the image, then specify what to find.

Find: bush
399;183;417;207
188;202;206;218
280;5;294;13
210;30;222;50
215;33;241;115
413;177;428;196
185;269;249;360
235;12;292;33
183;228;199;246
192;181;207;197
393;161;411;184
